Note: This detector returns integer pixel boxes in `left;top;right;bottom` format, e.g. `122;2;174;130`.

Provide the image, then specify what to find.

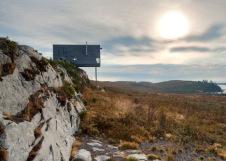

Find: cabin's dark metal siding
53;45;101;67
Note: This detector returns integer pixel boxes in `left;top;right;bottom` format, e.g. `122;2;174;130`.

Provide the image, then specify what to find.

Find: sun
157;10;190;40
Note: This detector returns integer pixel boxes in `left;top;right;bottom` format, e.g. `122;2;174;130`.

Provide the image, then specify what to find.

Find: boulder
75;149;92;161
127;154;147;161
95;155;110;161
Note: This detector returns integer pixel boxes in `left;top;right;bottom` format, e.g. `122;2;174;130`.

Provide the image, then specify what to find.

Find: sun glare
158;10;190;40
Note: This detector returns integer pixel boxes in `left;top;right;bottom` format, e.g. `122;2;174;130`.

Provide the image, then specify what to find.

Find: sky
0;0;226;82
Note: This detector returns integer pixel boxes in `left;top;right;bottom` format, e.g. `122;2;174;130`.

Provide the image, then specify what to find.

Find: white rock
0;43;86;161
127;154;147;161
92;147;105;152
91;139;102;144
0;118;35;161
0;52;11;65
95;155;110;161
75;149;92;161
0;48;64;115
107;144;118;150
0;68;41;114
114;151;125;157
125;150;141;154
87;142;103;147
33;95;80;161
0;94;83;161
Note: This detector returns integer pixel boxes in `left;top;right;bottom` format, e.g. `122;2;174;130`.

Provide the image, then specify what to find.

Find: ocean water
218;84;226;93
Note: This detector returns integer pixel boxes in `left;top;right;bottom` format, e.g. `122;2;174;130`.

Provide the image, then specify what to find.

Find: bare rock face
0;38;86;161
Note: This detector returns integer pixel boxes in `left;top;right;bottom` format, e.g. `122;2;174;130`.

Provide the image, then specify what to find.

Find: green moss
47;59;59;69
147;154;161;160
124;157;138;161
62;81;75;98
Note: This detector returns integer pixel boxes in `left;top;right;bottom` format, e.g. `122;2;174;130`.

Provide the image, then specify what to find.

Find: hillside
0;38;225;161
98;80;223;94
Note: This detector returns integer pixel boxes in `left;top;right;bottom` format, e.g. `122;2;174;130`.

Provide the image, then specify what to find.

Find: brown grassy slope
81;87;226;148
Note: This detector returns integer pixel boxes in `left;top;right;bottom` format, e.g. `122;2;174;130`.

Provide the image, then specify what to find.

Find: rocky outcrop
0;38;86;161
75;149;92;161
72;137;151;161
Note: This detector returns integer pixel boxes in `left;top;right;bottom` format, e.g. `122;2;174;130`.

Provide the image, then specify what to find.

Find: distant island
98;80;223;94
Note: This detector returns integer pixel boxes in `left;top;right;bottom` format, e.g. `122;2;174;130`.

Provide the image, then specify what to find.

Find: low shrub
82;87;226;150
34;122;45;139
166;154;174;161
119;141;139;150
0;148;8;161
10;90;44;122
147;154;161;160
69;139;82;161
0;38;18;63
1;63;16;76
21;68;39;81
124;157;138;161
30;56;48;72
62;81;75;98
49;60;89;91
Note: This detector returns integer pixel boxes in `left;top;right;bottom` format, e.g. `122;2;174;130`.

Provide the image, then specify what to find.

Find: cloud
0;0;226;74
170;46;211;52
170;46;226;53
184;24;225;42
102;36;162;56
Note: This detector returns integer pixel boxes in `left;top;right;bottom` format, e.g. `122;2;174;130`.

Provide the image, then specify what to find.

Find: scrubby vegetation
99;80;223;94
0;37;18;63
21;68;39;81
81;87;226;158
48;59;89;91
124;157;138;161
30;56;48;72
0;38;18;79
119;141;139;150
147;154;161;160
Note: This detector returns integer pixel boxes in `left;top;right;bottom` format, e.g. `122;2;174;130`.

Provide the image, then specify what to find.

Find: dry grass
2;63;16;76
81;88;152;143
0;148;8;161
217;149;226;159
0;124;7;161
18;90;44;122
20;68;39;81
8;87;46;123
81;87;226;155
119;141;139;150
2;112;12;120
124;157;138;161
34;122;45;139
27;136;44;161
166;154;174;161
69;138;82;161
147;154;161;160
